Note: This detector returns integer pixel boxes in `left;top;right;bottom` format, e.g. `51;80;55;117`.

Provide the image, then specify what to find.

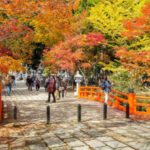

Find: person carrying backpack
45;77;50;92
101;77;111;104
46;76;56;103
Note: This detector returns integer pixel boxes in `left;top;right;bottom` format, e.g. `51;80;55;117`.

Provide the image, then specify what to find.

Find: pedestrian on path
101;77;111;104
31;75;36;87
47;76;56;103
5;76;13;96
11;75;16;86
61;79;67;99
45;77;50;92
35;78;40;91
26;75;33;91
56;76;61;100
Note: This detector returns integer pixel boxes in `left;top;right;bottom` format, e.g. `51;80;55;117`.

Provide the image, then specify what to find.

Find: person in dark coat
35;78;40;91
26;76;33;91
46;76;56;103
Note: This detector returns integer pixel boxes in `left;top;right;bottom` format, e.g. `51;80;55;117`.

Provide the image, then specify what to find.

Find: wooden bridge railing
0;84;3;122
78;86;150;119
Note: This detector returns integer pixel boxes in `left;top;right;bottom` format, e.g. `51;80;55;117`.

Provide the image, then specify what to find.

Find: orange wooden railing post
114;98;119;108
0;84;2;123
96;87;100;101
128;89;136;114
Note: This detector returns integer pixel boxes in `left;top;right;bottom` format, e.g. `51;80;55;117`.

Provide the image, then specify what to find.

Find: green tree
77;0;100;13
31;43;45;69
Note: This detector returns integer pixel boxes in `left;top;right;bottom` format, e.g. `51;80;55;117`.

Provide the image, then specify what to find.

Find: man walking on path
101;77;111;104
47;76;56;103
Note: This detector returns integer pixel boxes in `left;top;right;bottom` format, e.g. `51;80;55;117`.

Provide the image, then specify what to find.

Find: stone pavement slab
128;141;150;150
51;146;71;150
104;140;126;148
96;136;114;142
94;146;113;150
116;147;135;150
84;139;105;148
72;146;89;150
44;136;65;148
67;140;86;147
29;144;49;150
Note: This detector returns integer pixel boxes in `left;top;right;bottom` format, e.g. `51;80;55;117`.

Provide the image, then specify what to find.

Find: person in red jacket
46;76;56;103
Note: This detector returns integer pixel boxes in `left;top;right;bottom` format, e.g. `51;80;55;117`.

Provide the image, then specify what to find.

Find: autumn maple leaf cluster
43;33;106;73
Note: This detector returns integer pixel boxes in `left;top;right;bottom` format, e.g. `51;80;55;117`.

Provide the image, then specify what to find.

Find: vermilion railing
0;84;3;122
78;86;150;119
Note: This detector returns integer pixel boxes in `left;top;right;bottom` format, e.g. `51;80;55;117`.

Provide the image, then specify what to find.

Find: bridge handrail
0;84;3;122
111;89;128;97
78;86;150;118
136;96;150;100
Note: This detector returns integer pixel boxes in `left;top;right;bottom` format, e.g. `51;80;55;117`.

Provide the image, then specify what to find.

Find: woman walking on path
47;76;56;103
5;76;13;96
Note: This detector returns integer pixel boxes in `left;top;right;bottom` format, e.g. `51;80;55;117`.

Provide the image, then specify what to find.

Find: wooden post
126;103;130;118
85;86;88;98
47;105;50;124
128;89;136;115
103;103;107;120
0;84;2;123
114;99;119;109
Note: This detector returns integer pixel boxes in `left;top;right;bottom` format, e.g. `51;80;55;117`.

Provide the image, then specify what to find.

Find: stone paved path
0;81;150;150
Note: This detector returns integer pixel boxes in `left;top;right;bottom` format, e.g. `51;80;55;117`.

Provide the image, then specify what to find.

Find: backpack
101;80;111;91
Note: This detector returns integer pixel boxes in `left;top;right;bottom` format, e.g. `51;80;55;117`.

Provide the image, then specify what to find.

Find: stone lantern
74;71;83;96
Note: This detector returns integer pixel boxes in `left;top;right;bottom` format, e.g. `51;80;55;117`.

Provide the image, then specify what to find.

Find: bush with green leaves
110;71;132;93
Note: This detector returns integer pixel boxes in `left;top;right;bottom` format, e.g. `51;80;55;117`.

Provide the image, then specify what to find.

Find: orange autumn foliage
122;2;150;39
0;56;24;74
43;33;106;73
117;3;150;76
116;48;150;75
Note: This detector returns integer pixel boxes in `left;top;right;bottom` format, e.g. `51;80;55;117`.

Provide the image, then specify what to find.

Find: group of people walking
26;74;67;103
26;75;40;91
45;75;67;103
